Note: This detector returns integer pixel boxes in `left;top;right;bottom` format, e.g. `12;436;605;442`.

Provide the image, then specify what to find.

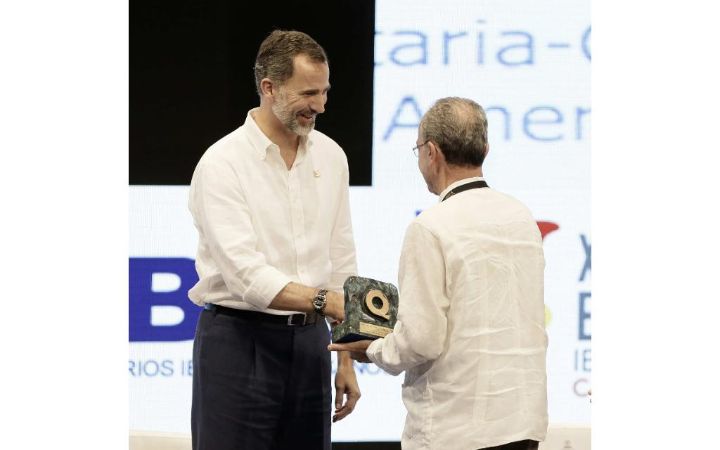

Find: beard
272;93;316;136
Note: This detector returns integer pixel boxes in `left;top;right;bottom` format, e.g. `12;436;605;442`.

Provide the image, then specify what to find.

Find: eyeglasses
412;140;430;157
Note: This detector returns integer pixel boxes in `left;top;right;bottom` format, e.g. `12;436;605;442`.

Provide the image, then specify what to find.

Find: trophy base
332;321;393;343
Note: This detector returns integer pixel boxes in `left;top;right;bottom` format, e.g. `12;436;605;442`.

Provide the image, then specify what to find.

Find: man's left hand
333;356;362;422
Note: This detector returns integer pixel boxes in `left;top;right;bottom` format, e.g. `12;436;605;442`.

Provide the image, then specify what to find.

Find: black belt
204;303;321;326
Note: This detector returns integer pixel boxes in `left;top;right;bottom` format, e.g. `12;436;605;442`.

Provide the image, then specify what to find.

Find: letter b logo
129;258;201;342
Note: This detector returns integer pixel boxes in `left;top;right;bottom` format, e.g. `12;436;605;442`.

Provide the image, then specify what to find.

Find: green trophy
331;276;398;343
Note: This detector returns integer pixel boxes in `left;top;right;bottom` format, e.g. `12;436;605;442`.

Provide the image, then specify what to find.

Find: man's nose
310;94;326;114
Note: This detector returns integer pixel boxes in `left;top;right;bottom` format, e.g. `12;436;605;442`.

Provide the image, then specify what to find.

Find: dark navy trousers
191;307;332;450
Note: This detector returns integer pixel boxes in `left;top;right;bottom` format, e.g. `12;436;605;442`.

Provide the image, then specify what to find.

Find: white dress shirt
367;177;548;449
187;109;357;315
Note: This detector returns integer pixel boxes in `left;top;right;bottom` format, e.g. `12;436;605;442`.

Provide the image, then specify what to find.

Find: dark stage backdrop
130;0;375;186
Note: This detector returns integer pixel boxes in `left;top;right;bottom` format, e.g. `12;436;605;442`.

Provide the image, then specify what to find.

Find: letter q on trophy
332;276;398;343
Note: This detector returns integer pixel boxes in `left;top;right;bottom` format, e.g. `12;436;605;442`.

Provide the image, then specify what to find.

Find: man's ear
483;143;489;161
260;78;274;97
429;141;444;164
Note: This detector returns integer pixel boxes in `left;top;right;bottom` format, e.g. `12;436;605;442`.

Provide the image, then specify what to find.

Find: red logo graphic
537;221;559;241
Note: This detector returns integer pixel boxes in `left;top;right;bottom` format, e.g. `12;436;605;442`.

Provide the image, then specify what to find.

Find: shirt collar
244;108;314;161
438;176;486;203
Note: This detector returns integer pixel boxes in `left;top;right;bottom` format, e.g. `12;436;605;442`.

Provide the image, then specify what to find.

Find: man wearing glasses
331;97;548;450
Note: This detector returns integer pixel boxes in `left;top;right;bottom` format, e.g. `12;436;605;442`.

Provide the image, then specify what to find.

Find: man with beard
187;30;360;450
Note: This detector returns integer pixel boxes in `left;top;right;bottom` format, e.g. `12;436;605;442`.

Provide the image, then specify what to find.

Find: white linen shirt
367;177;548;449
187;109;357;315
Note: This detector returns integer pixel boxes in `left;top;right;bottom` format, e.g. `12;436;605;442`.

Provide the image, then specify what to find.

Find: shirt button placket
288;168;306;283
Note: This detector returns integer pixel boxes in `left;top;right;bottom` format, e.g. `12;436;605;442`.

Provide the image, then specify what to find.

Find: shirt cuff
243;267;293;310
366;338;384;366
366;336;405;376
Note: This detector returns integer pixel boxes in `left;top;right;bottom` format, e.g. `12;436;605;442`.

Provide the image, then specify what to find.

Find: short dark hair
254;30;328;96
420;97;488;167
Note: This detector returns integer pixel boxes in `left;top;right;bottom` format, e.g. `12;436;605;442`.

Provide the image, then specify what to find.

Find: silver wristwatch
312;289;328;316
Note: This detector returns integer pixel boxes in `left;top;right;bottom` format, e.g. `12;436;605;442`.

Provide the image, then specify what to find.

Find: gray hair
254;30;328;96
420;97;488;167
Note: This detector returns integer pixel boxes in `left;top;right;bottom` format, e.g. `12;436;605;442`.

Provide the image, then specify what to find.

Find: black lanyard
441;180;489;202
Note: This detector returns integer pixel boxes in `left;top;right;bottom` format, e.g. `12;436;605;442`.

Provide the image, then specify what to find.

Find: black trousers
191;307;332;450
479;440;539;450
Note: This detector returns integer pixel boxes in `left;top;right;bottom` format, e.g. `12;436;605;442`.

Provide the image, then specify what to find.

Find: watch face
313;291;327;311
